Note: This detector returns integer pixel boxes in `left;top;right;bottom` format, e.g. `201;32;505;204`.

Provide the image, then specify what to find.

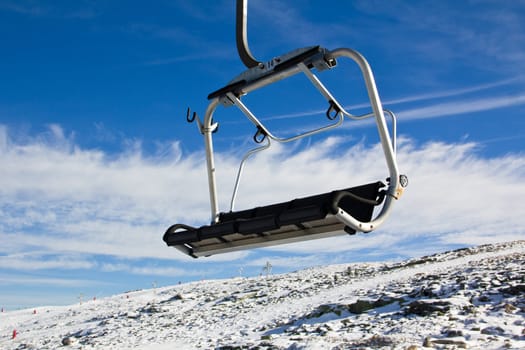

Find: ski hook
186;108;196;123
253;126;267;143
326;101;341;120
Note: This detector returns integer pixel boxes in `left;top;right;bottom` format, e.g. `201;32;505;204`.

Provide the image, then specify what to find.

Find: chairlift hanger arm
236;0;261;69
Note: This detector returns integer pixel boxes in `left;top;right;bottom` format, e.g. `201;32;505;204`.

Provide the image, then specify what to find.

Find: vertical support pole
203;98;221;223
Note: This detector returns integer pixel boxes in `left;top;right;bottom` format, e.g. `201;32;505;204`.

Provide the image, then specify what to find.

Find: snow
1;240;524;349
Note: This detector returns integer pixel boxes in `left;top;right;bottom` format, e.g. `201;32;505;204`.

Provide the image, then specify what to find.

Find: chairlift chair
163;0;408;258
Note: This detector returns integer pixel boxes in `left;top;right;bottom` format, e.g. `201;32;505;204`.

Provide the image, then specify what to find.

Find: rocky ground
1;240;524;349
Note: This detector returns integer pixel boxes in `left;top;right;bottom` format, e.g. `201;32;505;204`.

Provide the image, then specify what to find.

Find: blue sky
1;0;524;309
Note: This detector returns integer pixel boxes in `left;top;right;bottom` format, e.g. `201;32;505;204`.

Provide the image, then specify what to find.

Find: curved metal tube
230;137;271;212
226;92;344;144
327;48;401;232
384;109;397;153
236;0;261;68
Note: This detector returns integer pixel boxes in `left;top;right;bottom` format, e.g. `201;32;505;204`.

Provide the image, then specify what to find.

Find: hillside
1;240;524;349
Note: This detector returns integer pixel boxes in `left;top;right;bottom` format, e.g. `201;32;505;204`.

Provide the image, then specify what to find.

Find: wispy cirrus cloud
0;0;46;16
247;0;360;54
252;78;525;132
398;92;525;121
100;263;218;278
0;0;98;19
0;274;107;288
385;76;525;106
353;0;525;71
122;21;235;66
0;253;95;271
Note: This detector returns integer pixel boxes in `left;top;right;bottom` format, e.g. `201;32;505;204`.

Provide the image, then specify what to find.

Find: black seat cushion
163;181;384;246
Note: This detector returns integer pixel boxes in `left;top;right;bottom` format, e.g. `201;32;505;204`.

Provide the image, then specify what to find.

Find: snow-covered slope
1;240;524;349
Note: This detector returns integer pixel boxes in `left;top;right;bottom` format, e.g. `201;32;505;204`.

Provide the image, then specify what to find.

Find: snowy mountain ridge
1;240;524;349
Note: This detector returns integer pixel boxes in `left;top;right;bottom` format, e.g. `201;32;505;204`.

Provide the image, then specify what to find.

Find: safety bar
196;47;405;232
229;137;270;212
227;108;398;213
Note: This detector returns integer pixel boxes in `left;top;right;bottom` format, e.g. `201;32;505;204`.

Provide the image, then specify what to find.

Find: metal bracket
186;107;218;134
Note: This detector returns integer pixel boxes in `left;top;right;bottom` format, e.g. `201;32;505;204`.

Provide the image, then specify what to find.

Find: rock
432;338;467;348
504;303;517;313
491;279;502;286
14;343;39;350
306;303;347;319
500;284;525;295
405;300;451;316
347;296;401;314
138;304;163;314
126;311;140;319
349;335;397;348
162;293;184;303
61;336;77;346
443;328;463;337
347;300;375;314
481;326;505;335
422;336;433;347
477;294;492;302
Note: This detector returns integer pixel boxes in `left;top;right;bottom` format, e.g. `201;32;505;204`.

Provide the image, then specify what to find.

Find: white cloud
244;79;525;131
1;124;524;273
398;93;525;121
0;274;106;288
100;263;204;278
353;0;525;72
0;253;95;271
248;138;525;258
385;77;524;106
